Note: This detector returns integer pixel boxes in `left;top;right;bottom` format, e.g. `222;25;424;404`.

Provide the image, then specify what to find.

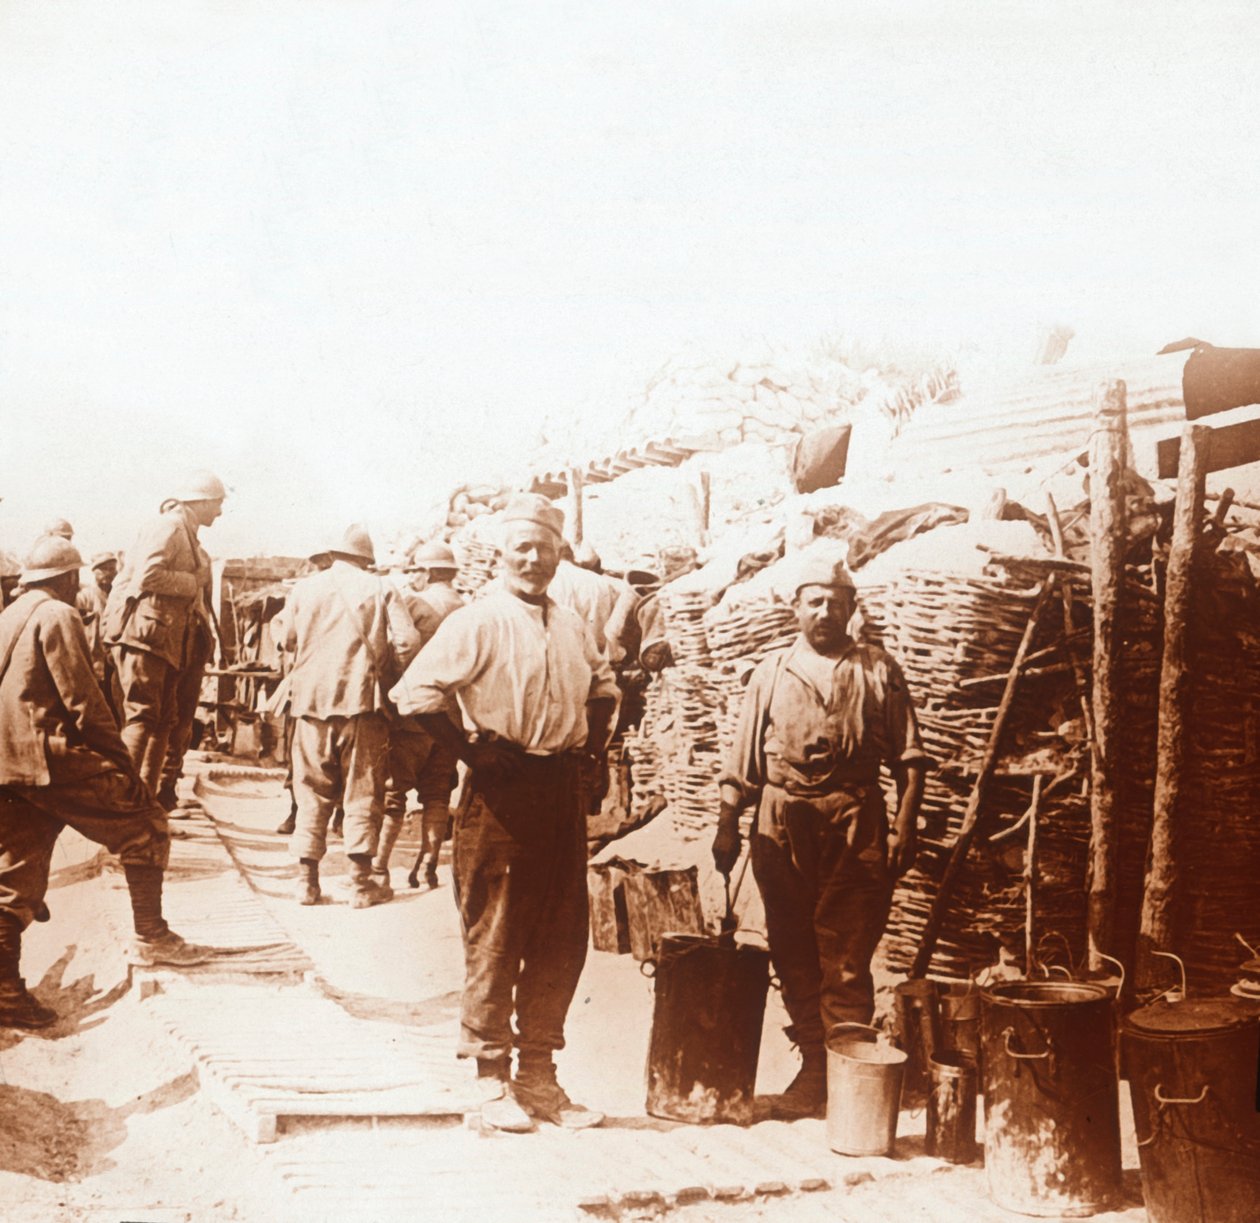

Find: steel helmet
410;540;458;570
21;537;84;585
318;523;376;566
43;517;74;540
171;470;228;503
90;551;118;570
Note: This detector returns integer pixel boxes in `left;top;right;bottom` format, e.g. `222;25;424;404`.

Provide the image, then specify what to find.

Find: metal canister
644;932;770;1125
1123;997;1260;1222
980;980;1122;1217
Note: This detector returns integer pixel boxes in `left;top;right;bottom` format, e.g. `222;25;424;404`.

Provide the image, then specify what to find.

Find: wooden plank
1182;345;1260;420
1086;379;1129;971
1137;423;1208;995
1156;413;1260;478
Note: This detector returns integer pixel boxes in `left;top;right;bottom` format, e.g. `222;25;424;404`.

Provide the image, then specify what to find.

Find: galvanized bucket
644;932;770;1125
825;1025;907;1156
980;980;1122;1217
1123;997;1260;1222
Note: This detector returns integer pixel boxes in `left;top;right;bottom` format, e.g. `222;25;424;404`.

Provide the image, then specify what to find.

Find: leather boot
0;979;57;1029
348;856;391;909
769;1044;828;1120
0;916;53;1028
297;858;321;906
514;1054;604;1129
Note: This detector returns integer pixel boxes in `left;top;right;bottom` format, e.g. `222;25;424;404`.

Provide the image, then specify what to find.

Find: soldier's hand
887;819;918;879
463;740;521;784
711;813;742;876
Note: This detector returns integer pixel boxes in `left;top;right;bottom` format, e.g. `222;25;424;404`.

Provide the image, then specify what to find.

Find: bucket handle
1153;1083;1208;1107
1152;950;1187;1001
1002;1026;1055;1074
639;959;656;979
1096;952;1126;998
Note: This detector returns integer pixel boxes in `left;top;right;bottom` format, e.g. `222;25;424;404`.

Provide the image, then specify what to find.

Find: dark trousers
751;783;894;1049
160;628;213;799
0;769;169;928
452;753;589;1063
113;646;181;795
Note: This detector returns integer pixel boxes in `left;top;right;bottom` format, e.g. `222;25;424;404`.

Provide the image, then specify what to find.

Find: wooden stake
698;469;712;544
1137;423;1208;993
910;580;1055;978
569;467;584;547
1086;380;1129;971
1024;774;1043;977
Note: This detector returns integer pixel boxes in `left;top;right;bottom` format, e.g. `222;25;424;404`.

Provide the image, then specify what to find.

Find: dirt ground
0;761;1150;1222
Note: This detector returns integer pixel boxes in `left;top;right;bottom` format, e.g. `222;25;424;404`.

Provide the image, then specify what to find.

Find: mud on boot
514;1061;604;1130
129;930;216;968
769;1046;828;1120
296;859;321;906
349;858;392;909
0;980;58;1029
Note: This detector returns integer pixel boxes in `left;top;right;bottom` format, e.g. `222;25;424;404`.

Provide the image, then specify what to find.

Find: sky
2;1;1258;559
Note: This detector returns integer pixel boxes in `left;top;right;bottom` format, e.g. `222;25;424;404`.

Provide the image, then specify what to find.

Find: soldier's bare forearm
583;696;617;753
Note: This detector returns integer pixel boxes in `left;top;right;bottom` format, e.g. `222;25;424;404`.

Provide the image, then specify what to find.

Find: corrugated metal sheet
885;352;1193;480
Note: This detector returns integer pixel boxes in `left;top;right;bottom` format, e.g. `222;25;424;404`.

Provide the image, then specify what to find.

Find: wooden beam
1156;414;1260;479
1086;379;1129;971
1137;423;1208;995
910;580;1055;978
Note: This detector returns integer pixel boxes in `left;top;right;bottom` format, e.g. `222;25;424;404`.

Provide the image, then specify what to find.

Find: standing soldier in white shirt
277;526;420;908
391;495;618;1133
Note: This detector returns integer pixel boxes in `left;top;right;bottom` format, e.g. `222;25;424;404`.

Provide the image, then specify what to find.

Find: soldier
76;551;124;719
0;538;215;1029
391;494;618;1132
43;518;75;542
276;525;420;908
104;471;226;802
373;540;466;890
712;551;930;1119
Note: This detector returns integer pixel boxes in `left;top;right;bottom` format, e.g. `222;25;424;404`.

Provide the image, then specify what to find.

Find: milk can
980;980;1122;1217
1123;996;1260;1222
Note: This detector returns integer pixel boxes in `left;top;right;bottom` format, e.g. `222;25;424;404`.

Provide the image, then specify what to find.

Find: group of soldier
0;475;929;1134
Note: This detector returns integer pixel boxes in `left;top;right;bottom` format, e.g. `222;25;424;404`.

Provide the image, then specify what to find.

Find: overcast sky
2;1;1257;558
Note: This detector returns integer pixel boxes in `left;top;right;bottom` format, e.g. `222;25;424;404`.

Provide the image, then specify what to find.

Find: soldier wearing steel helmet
103;470;226;804
274;525;421;909
713;548;931;1120
0;538;216;1028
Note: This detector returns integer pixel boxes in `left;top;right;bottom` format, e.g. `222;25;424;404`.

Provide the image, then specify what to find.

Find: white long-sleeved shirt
390;587;618;755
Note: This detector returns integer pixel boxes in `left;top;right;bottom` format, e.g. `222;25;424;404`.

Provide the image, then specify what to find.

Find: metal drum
1123;997;1260;1222
980;980;1122;1217
644;933;770;1125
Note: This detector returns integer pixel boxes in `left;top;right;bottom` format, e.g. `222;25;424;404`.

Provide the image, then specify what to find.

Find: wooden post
698;469;712;545
1136;423;1208;994
569;467;584;547
1086;380;1129;972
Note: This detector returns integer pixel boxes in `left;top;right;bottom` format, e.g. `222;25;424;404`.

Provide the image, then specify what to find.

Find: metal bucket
894;978;941;1095
1123;997;1260;1222
826;1026;907;1156
939;981;981;1066
980;980;1122;1217
644;932;770;1125
926;1050;978;1164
